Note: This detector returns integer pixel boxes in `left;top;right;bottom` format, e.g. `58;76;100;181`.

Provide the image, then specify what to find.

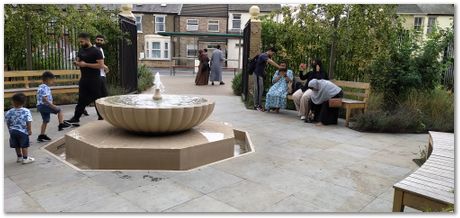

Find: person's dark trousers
315;91;344;125
253;74;264;108
100;76;109;98
71;77;103;122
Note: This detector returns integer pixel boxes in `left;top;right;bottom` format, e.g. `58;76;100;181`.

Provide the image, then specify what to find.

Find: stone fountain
43;72;253;171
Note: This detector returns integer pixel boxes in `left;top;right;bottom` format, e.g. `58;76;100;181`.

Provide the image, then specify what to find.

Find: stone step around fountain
41;121;254;171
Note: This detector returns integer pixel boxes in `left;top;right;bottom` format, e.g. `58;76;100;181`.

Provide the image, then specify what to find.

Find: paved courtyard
4;71;426;212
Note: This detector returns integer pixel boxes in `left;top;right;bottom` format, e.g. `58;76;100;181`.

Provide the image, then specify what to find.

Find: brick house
133;4;181;68
227;4;282;68
174;4;229;66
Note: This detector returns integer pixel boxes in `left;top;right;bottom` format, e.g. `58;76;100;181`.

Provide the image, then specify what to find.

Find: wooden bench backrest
331;80;371;103
4;70;81;89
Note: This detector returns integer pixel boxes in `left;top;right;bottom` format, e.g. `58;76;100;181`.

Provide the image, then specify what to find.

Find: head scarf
308;79;342;104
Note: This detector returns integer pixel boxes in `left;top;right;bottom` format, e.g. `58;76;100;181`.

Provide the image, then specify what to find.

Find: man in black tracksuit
65;32;104;124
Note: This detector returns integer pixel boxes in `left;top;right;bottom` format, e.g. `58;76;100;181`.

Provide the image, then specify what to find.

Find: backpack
247;54;260;75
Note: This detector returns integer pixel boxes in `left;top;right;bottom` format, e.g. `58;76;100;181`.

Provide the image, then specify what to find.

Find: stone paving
4;72;426;212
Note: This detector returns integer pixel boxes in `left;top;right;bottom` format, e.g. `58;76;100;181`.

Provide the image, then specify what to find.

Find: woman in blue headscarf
307;79;343;125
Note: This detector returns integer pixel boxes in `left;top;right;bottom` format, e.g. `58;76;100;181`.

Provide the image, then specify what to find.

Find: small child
5;93;34;164
36;71;70;142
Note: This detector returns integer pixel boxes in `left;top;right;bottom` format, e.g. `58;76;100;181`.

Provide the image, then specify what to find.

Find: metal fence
442;40;454;90
118;15;138;93
241;20;251;101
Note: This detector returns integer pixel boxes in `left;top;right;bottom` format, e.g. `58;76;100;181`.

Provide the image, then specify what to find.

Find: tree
4;4;125;86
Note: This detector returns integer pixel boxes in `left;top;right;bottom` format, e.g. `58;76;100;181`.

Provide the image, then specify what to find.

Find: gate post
243;6;262;106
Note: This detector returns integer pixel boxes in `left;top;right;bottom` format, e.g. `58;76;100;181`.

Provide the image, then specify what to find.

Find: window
187;44;197;57
135;15;142;33
414;17;424;31
144;37;170;60
208;20;219;32
155;15;166;33
187;19;199;31
151;42;161;58
164;42;169;58
427;17;437;34
232;14;241;29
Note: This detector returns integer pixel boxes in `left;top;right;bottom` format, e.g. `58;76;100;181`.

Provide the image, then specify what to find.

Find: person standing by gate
65;32;104;125
94;35;109;100
253;47;281;111
210;45;225;86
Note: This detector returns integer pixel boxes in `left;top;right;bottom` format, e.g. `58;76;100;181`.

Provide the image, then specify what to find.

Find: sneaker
83;110;89;116
220;81;225;85
300;116;306;120
64;118;80;125
37;134;51;142
17;157;23;163
211;82;215;86
58;122;71;131
22;157;35;164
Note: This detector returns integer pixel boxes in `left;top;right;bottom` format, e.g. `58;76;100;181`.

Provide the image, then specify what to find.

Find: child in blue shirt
36;71;70;142
5;93;34;164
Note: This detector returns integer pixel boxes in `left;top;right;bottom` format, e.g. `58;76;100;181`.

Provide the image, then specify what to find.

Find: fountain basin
96;94;215;133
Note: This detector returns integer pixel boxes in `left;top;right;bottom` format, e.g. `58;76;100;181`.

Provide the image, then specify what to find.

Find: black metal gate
118;15;138;93
241;20;251;101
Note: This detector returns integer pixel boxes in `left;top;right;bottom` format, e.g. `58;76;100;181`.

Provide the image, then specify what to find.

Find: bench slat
412;170;454;184
409;174;454;189
395;183;454;205
405;176;454;192
331;80;370;89
4;70;80;77
395;181;454;204
422;162;454;172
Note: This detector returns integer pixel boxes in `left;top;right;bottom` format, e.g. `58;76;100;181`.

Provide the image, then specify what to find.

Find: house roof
180;4;228;17
397;4;454;15
132;4;181;14
229;4;281;12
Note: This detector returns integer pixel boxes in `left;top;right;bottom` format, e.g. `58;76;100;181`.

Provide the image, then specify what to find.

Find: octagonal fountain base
42;120;253;171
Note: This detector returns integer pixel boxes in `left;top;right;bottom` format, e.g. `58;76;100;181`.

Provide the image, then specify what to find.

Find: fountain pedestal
64;121;237;170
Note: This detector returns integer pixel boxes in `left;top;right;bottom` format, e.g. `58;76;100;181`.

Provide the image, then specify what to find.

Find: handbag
329;98;343;108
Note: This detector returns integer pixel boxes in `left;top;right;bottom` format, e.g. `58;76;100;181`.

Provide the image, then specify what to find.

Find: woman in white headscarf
307;79;343;125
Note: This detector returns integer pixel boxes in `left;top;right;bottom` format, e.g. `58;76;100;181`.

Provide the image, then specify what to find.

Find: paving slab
207;180;290;212
28;177;114;212
4;193;45;212
63;194;146;212
4;177;25;199
119;179;202;212
89;171;167;194
165;195;240;212
293;179;375;212
263;195;323;212
168;167;243;194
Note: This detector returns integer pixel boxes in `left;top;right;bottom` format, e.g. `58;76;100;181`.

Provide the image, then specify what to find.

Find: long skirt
195;63;209;85
265;82;288;109
310;91;344;125
210;64;223;82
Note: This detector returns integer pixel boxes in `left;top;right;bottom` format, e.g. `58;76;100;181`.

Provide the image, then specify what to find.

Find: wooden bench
287;79;370;127
393;131;454;212
4;70;80;98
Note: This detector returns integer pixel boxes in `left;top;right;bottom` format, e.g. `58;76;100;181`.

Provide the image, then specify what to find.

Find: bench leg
345;108;351;127
393;189;405;212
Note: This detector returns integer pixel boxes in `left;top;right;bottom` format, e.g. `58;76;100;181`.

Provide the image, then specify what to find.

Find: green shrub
107;84;127;96
353;87;453;133
232;72;243;96
137;64;153;92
